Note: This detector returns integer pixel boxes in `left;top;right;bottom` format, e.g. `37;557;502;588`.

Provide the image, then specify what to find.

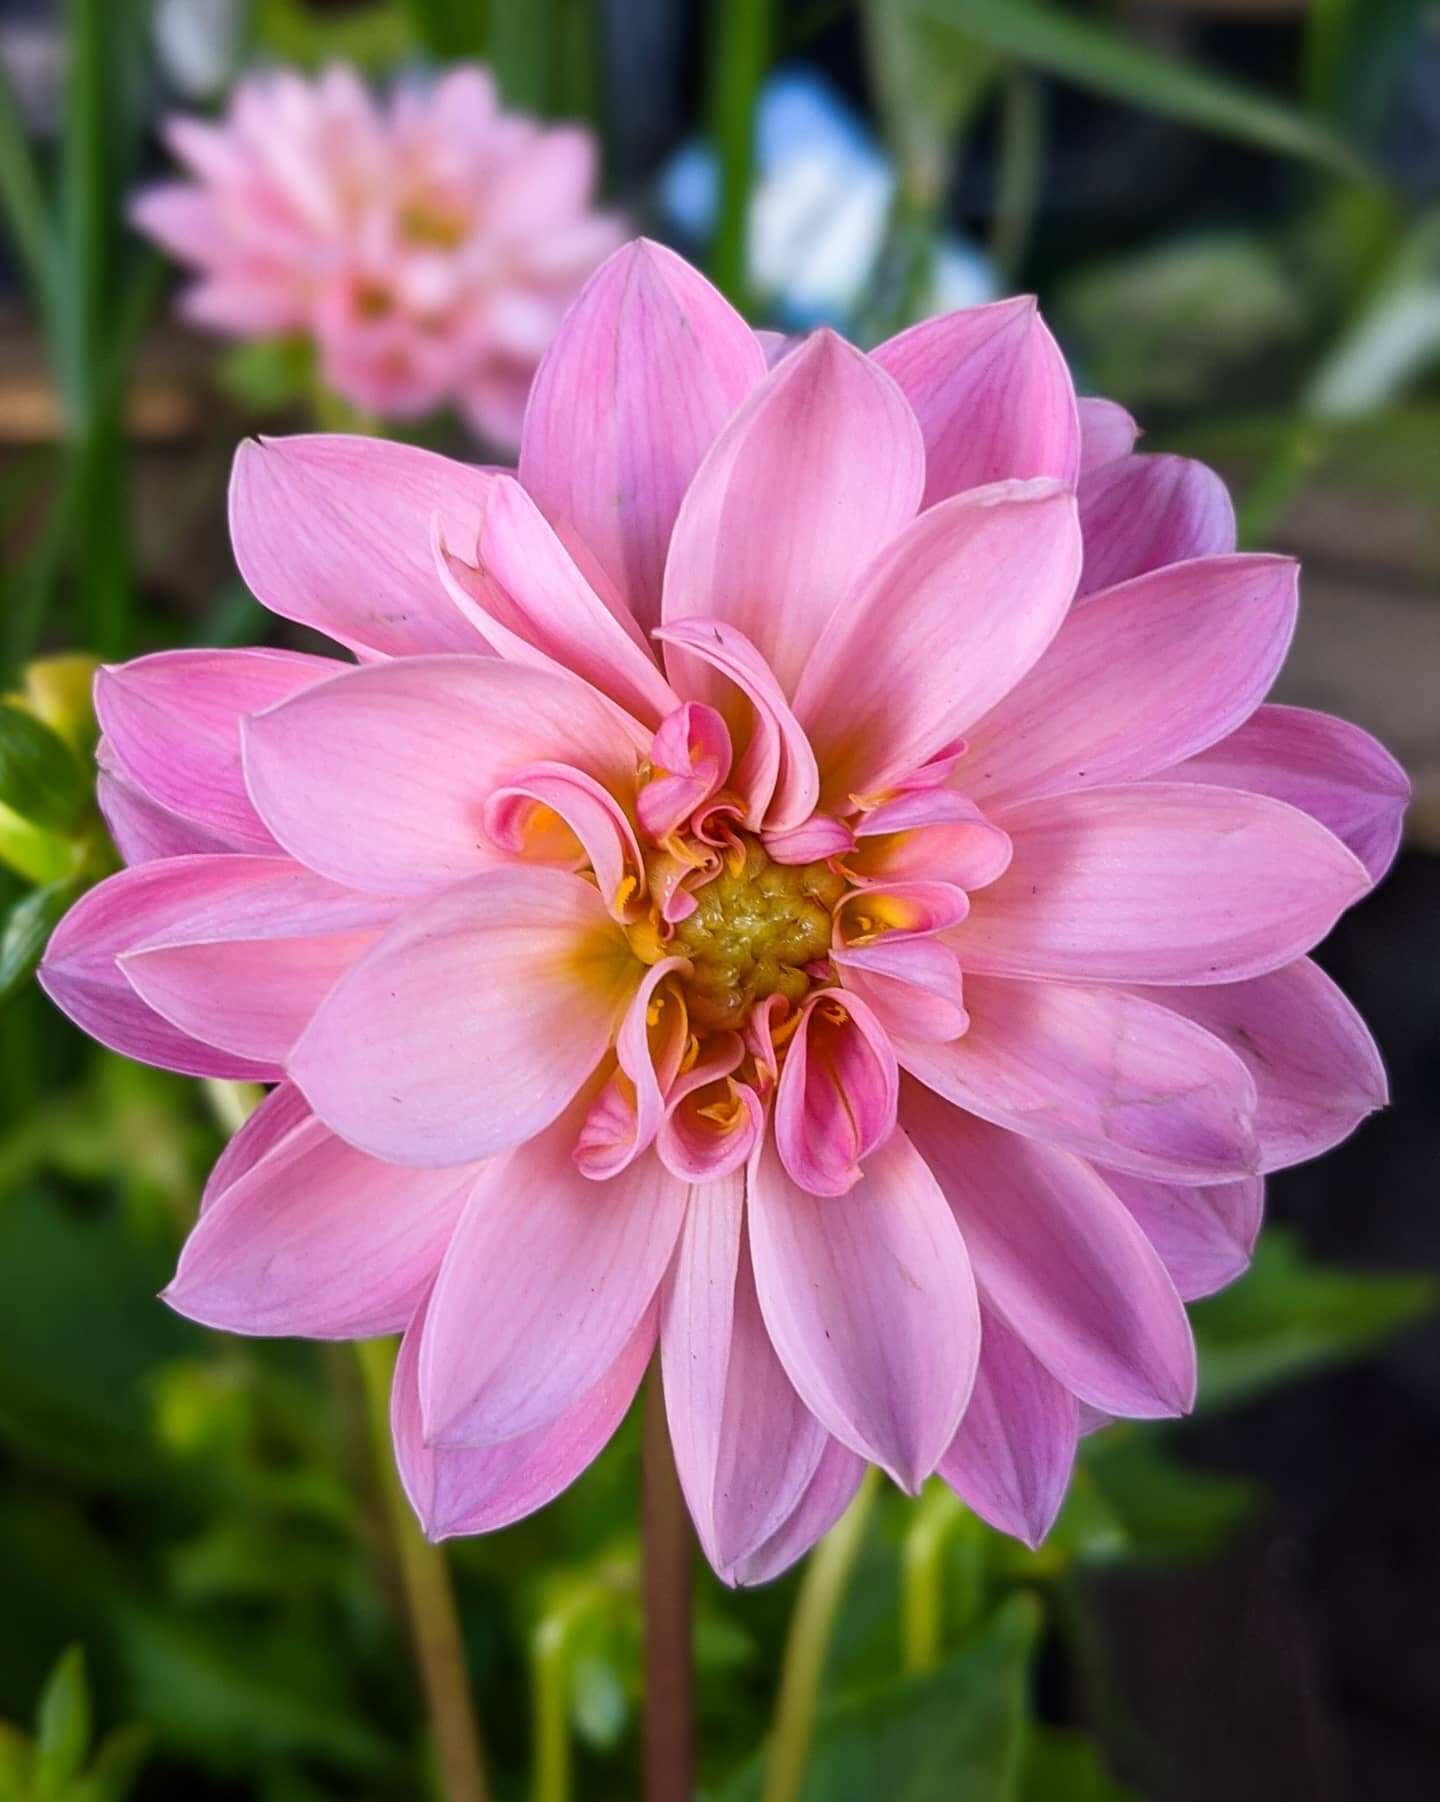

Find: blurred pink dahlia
43;242;1407;1583
131;65;622;444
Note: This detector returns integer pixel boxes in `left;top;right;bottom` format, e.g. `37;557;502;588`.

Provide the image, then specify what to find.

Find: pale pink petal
834;881;970;946
1166;703;1410;885
241;656;643;896
774;990;899;1197
832;937;969;1044
574;958;689;1179
290;867;638;1169
958;784;1371;985
1078;453;1235;597
748;1128;978;1490
229;435;498;657
520;239;767;637
419;1130;688;1445
850;791;1012;892
657;1073;763;1182
662;330;924;695
728;1438;866;1587
483;761;643;917
873;296;1080;504
396;1289;655;1539
960;555;1299;808
97;766;244;864
1142;957;1388;1170
199;1080;310;1214
638;704;732;841
938;1307;1079;1549
1104;1172;1263;1302
898;975;1259;1183
904;1087;1196;1419
95;648;336;848
1077;397;1138;473
795;480;1081;807
128;182;223;264
762;814;854;865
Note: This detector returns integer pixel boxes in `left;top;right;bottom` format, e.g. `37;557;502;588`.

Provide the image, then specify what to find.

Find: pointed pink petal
899;975;1258;1183
661;330;924;696
199;1080;310;1214
395;1290;655;1539
1104;1172;1263;1301
960;555;1299;808
905;1088;1196;1419
229;435;498;657
241;656;643;896
1142;957;1387;1170
520;239;766;639
774;990;899;1197
1077;397;1138;473
873;296;1080;504
958;784;1371;985
795;480;1081;807
1078;453;1234;597
728;1438;867;1587
97;765;245;863
95;649;336;848
1166;703;1409;885
939;1308;1079;1549
419;1132;688;1445
291;867;637;1168
483;761;643;918
833;937;969;1044
851;791;1012;892
748;1128;979;1490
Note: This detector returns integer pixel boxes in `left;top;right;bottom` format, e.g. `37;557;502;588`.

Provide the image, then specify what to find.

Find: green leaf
83;1724;151;1802
1021;1726;1139;1802
904;0;1367;180
0;880;82;1008
253;0;414;70
0;51;60;335
715;1595;1040;1801
706;0;772;310
33;1645;91;1794
0;707;88;833
1081;1436;1258;1561
1192;1228;1434;1411
404;0;487;56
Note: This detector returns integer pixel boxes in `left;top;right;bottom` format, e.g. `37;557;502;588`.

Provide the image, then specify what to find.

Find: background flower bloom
43;240;1407;1584
131;64;624;443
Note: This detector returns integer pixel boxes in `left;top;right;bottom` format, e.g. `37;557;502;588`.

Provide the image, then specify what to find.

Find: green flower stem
355;1337;493;1802
900;1481;968;1674
531;1603;576;1802
761;1465;881;1802
642;1368;694;1802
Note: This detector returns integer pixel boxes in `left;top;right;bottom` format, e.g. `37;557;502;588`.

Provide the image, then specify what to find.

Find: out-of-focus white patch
153;0;246;99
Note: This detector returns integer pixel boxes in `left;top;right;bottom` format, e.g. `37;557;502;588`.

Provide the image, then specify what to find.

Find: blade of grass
707;0;772;312
0;55;59;334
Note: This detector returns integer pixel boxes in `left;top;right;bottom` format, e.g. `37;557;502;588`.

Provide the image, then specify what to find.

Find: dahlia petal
1143;958;1388;1170
960;555;1299;808
873;296;1080;504
795;480;1082;807
483;761;643;917
520;239;767;638
959;784;1371;985
1167;703;1410;885
938;1307;1079;1549
761;814;855;865
658;1076;763;1182
774;989;899;1197
727;1437;867;1587
1104;1172;1263;1302
574;958;689;1179
850;791;1012;892
128;183;222;262
419;1131;688;1446
396;1290;655;1540
199;1079;310;1215
95;648;336;848
241;656;643;896
661;329;924;696
835;880;970;946
166;1108;472;1338
1077;397;1139;472
748;1128;979;1490
832;937;969;1044
97;766;243;864
898;976;1259;1184
638;703;732;841
291;867;637;1169
229;435;497;656
904;1089;1196;1419
1078;453;1235;597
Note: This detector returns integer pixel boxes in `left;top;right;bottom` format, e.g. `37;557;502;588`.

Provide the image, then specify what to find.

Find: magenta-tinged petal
574;958;689;1179
520;239;767;638
419;1132;688;1446
1078;453;1235;597
851;791;1012;892
291;867;638;1169
229;435;498;656
662;329;924;696
97;765;245;864
638;703;733;841
1166;703;1409;885
833;937;969;1045
396;1291;655;1540
483;761;643;918
199;1080;310;1215
898;976;1258;1184
774;990;899;1197
904;1087;1196;1419
938;1308;1079;1549
728;1438;867;1587
241;656;643;896
95;648;336;848
762;814;854;865
873;296;1080;504
1104;1172;1263;1302
166;1108;471;1338
960;555;1299;809
1142;958;1388;1171
748;1128;979;1490
1077;397;1138;473
959;784;1371;985
795;480;1081;807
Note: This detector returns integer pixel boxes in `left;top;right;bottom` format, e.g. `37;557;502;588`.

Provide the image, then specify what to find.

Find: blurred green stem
355;1338;492;1802
989;71;1046;283
900;1482;969;1673
707;0;772;310
761;1466;881;1802
642;1370;693;1802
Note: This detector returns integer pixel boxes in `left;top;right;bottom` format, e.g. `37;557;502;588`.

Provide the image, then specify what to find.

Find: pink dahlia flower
43;242;1407;1583
131;65;623;444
